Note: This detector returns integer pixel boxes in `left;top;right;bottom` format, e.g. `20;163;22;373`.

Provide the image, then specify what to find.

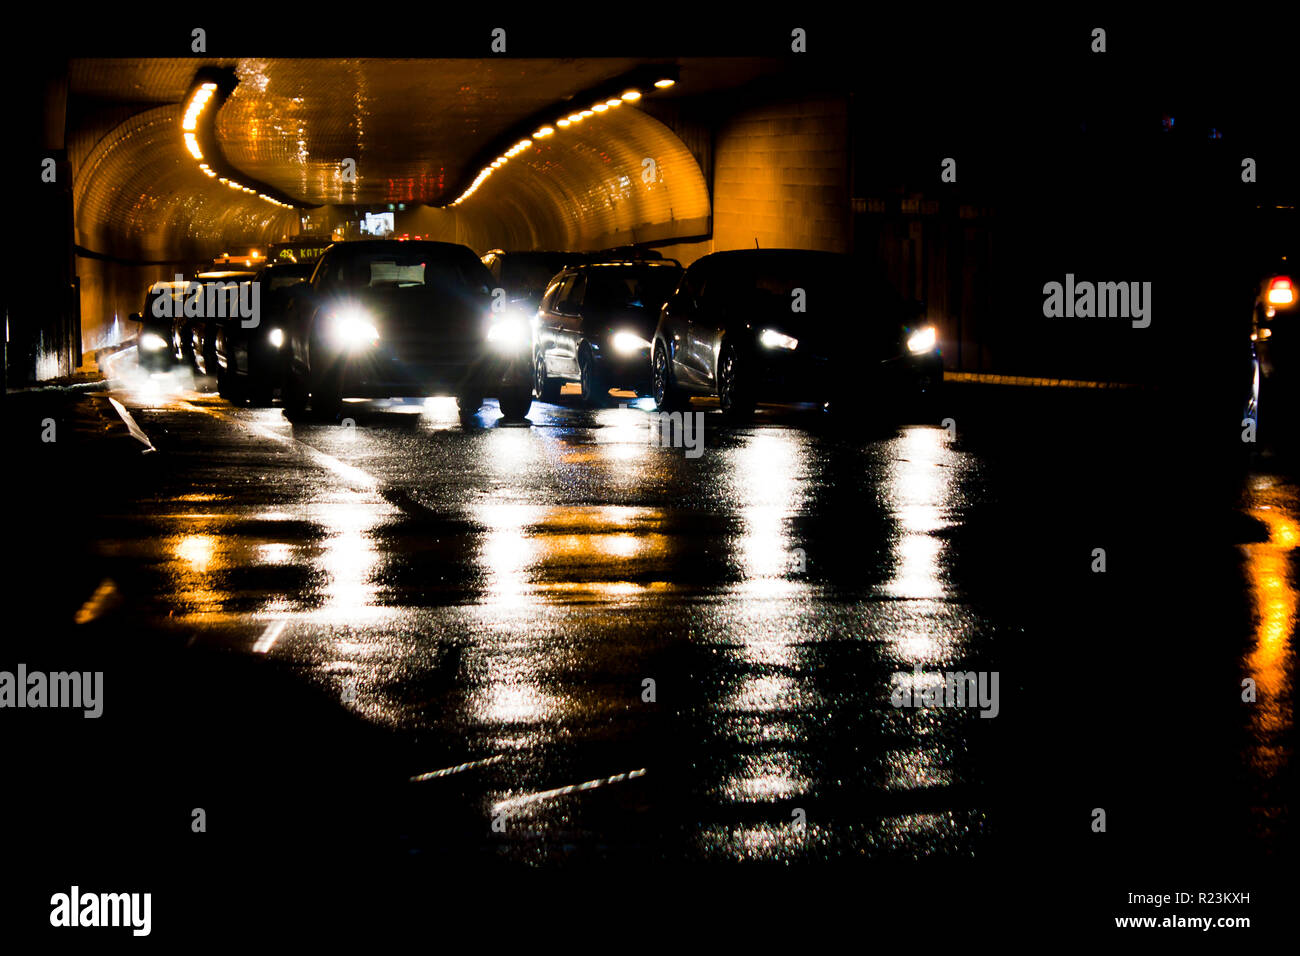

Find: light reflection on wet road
1241;475;1298;844
56;365;1290;867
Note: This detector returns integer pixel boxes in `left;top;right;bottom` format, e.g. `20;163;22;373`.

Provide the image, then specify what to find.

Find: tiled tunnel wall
711;95;851;254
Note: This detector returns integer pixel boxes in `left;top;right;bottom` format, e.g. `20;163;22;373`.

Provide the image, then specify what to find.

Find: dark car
650;249;941;419
175;269;260;376
1248;246;1299;434
131;280;188;371
211;262;314;405
279;240;533;421
481;249;581;312
533;259;683;405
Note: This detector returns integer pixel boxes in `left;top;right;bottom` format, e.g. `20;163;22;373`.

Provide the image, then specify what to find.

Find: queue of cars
133;240;943;425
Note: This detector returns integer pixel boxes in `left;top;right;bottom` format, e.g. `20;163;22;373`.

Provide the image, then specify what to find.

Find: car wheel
282;364;310;419
248;376;276;408
497;385;533;421
578;349;611;407
456;392;483;422
217;366;245;405
178;327;196;367
310;367;343;421
534;351;562;403
653;341;687;411
718;344;755;420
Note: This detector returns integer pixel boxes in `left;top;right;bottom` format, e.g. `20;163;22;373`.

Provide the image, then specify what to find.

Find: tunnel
10;55;999;384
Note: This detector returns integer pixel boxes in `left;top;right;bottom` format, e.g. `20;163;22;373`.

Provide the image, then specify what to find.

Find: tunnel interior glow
67;58;716;350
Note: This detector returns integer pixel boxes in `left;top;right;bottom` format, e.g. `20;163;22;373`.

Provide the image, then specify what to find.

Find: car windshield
585;267;682;310
347;252;491;293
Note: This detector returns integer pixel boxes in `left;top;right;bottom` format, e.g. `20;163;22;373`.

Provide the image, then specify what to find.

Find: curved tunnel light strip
73;105;294;262
446;78;673;209
431;105;711;253
183;78;301;210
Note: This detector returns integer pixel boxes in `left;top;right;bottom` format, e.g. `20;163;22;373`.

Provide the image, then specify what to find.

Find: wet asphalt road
3;356;1293;932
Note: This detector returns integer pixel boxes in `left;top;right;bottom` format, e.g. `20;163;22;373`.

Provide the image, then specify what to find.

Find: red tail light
1268;276;1295;306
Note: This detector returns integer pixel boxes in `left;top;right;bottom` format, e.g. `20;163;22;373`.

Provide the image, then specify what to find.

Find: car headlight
907;326;937;354
759;328;798;350
329;308;379;348
140;332;168;351
486;316;528;349
611;330;651;354
268;328;284;348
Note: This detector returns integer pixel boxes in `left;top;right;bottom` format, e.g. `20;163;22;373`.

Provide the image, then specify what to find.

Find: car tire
309;366;344;422
217;366;245;405
456;392;484;422
498;385;533;421
248;377;276;407
534;351;562;403
578;349;611;407
282;363;310;419
652;341;688;411
717;344;755;420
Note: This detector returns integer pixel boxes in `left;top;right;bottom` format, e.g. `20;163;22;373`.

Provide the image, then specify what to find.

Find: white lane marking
252;619;287;654
180;402;378;490
74;578;119;625
492;768;648;813
108;396;157;453
409;754;508;783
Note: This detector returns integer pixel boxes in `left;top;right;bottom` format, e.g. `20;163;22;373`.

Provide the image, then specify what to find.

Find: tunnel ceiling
67;58;785;259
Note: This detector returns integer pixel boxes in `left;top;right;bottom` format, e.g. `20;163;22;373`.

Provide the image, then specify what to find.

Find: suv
651;249;941;419
533;259;683;405
279;240;533;421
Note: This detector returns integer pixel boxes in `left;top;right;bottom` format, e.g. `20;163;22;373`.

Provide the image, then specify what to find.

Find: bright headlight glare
331;309;379;346
611;331;651;354
140;332;168;351
268;328;285;348
487;317;528;348
759;328;798;350
907;326;937;354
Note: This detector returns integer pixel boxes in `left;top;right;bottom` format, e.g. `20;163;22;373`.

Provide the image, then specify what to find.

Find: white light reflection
882;427;955;600
314;494;385;623
731;432;807;598
475;503;536;610
593;403;651;462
